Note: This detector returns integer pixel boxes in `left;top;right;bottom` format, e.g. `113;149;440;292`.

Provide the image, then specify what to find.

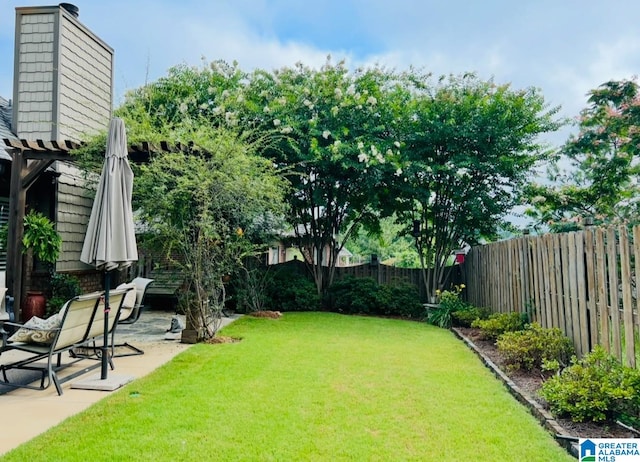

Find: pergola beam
2;137;206;320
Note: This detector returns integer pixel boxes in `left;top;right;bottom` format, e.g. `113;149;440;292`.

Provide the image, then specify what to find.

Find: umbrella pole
101;271;111;380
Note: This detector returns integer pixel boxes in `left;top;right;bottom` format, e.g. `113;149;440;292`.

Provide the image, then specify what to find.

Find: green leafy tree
239;59;402;294
393;74;561;300
524;78;640;230
345;215;420;267
76;91;287;342
132;126;287;341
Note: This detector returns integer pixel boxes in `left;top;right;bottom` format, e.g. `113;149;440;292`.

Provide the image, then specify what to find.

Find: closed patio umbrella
80;117;138;381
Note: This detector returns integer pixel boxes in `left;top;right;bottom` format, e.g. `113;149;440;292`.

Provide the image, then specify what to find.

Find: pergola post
5;146;55;320
6;149;27;319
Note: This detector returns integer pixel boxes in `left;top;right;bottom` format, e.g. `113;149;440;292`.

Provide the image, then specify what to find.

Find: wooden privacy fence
464;225;640;367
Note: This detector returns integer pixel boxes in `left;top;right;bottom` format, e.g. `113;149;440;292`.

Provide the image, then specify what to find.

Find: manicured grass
1;313;573;461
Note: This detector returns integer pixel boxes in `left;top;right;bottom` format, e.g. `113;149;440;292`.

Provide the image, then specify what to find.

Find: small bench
0;288;131;395
144;270;182;310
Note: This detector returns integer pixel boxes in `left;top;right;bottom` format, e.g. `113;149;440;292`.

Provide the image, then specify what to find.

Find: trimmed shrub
451;306;490;327
327;277;380;314
46;272;82;318
377;283;424;319
263;270;320;312
471;312;526;341
496;323;574;372
540;346;640;423
326;276;424;319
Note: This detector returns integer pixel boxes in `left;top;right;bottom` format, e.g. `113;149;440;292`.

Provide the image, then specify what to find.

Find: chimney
13;5;113;141
59;3;79;18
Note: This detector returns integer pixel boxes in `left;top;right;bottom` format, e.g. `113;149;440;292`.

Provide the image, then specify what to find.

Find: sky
1;0;640;150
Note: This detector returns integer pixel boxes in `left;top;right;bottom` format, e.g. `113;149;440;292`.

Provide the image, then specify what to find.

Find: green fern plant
22;210;62;263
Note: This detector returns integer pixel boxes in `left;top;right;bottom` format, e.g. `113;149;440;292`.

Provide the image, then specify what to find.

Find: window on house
269;247;279;265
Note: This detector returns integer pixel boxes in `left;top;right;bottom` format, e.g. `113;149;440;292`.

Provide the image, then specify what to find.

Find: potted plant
21;210;63;320
22;210;62;264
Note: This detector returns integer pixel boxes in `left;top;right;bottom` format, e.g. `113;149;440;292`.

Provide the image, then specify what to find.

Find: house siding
14;12;55;139
12;5;115;274
55;162;95;272
58;13;112;140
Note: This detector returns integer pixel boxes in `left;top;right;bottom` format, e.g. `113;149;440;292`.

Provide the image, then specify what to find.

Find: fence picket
595;228;610;352
607;227;623;360
583;229;598;352
619;225;635;368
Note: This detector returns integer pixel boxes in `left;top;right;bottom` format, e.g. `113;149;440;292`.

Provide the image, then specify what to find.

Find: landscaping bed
454;327;639;441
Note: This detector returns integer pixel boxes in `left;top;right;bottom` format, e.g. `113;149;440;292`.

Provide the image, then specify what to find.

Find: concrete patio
0;310;240;455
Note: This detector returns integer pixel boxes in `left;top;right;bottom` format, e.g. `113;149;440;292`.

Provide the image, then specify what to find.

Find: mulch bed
455;327;640;440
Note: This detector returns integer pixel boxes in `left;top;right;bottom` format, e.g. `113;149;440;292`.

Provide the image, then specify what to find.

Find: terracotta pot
22;291;46;322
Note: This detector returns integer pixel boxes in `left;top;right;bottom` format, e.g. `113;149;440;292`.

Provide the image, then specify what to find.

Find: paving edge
451;328;579;459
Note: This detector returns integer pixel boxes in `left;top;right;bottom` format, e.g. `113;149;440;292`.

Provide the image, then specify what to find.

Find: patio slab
0;310;240;456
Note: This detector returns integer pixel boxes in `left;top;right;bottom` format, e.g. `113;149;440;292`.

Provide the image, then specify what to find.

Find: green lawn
1;313;573;461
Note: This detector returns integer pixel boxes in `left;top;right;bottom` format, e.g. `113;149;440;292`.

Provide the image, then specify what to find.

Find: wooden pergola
2;138;199;320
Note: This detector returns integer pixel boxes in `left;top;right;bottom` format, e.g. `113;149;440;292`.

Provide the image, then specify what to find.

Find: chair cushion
8;312;62;345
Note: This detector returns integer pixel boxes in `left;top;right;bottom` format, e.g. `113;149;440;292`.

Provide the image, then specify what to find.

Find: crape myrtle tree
115;59;402;297
392;74;561;301
238;59;403;295
523;78;640;231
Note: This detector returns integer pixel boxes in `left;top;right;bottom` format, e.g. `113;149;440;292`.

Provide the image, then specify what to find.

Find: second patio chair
113;277;154;356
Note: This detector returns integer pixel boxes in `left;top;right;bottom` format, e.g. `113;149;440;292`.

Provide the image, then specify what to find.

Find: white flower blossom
358;153;369;163
333;140;341;147
179;103;188;114
357;141;365;150
394;141;401;148
236;94;244;103
277;96;287;105
207;86;215;94
225;111;238;126
212;106;223;115
263;105;270;113
281;126;293;134
395;168;403;176
221;89;230;99
346;84;356;96
322;130;331;139
531;195;547;204
367;96;377;105
334;88;343;99
456;167;470;177
386;149;393;156
273;119;281;127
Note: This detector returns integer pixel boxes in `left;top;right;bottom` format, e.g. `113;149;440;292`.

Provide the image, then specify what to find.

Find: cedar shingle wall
55;162;95;272
58;13;112;140
14;12;55;139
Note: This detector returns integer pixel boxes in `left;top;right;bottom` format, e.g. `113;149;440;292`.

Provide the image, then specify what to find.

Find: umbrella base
71;373;134;391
